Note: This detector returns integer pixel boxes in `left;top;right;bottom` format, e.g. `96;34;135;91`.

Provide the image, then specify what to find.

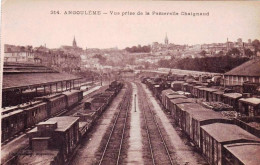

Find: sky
1;0;260;49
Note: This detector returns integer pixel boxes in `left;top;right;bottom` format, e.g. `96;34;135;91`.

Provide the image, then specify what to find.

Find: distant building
4;44;34;63
224;58;260;86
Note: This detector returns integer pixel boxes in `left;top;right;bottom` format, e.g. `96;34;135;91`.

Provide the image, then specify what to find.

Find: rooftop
17;150;60;165
239;97;260;106
224;143;260;165
162;89;175;94
201;123;260;143
2;109;24;119
30;116;79;133
201;87;219;92
225;58;260;76
171;81;185;84
170;98;195;105
177;103;209;112
213;90;225;95
223;93;243;99
191;110;227;122
3;72;80;90
166;94;187;99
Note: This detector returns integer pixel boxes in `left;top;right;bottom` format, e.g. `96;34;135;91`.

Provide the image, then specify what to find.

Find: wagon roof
166;94;187;99
161;89;174;94
17;149;60;165
165;92;179;96
191;110;227;121
200;87;219;92
170;98;195;104
171;81;185;84
2;109;24;119
223;143;260;165
193;86;204;89
24;102;47;111
239;97;260;106
213;90;225;95
38;116;79;132
177;103;209;112
201;123;260;143
223;93;243;99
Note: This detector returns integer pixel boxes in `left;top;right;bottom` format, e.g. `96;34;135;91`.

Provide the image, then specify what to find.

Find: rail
137;82;174;165
98;82;132;165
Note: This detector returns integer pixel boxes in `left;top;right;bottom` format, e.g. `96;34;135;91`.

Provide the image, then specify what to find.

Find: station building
224;58;260;87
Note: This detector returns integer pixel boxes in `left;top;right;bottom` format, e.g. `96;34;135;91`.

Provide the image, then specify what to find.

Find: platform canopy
2;72;81;91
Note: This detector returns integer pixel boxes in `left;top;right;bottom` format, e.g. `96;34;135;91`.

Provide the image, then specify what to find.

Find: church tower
165;33;169;45
73;36;77;47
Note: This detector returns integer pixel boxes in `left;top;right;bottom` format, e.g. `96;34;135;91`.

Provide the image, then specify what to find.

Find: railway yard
1;68;260;165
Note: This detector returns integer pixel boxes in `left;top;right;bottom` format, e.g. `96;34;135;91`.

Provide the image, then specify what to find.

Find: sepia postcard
1;0;260;165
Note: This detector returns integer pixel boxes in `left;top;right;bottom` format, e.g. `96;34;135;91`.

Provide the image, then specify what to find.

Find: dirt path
70;87;127;165
126;82;144;165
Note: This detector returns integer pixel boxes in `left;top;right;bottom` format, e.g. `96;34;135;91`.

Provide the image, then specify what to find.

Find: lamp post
135;94;137;112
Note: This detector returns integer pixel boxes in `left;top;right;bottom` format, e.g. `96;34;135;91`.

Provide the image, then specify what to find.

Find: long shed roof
225;58;260;76
3;73;81;90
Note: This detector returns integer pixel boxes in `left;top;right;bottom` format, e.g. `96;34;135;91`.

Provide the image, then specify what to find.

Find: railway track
98;82;132;165
136;82;174;165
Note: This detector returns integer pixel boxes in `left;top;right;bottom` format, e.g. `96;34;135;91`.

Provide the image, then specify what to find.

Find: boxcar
165;94;187;111
190;110;231;149
1;110;25;142
171;81;185;91
201;123;260;165
192;86;204;98
39;94;67;117
212;91;224;102
223;142;260;165
238;97;260;117
161;89;176;108
63;90;81;108
222;93;242;110
169;98;194;122
176;103;208;133
24;101;48;128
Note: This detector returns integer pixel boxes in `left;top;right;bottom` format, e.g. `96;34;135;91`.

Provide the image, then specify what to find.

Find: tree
244;49;254;57
217;51;224;56
252;39;260;54
199;50;207;57
226;48;240;56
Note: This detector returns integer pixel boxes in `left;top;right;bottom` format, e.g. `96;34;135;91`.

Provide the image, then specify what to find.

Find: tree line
158;55;250;73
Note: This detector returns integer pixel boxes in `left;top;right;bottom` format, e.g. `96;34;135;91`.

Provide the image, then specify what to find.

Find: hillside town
4;35;260;73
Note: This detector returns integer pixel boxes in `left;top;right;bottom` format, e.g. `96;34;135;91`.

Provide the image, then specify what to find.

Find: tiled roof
225;58;260;76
